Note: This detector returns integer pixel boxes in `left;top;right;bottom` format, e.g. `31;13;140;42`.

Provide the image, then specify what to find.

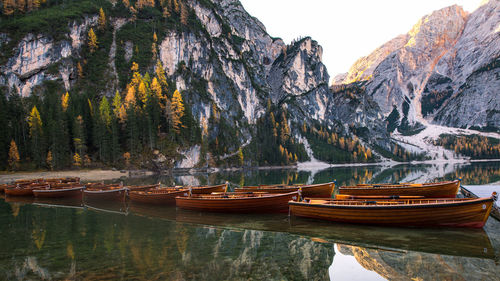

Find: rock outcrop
429;0;500;129
0;16;97;97
339;0;500;131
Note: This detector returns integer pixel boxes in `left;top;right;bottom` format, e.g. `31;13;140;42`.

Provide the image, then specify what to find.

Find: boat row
1;178;496;228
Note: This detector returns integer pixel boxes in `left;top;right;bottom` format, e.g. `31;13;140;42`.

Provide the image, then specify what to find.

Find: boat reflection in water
1;197;499;280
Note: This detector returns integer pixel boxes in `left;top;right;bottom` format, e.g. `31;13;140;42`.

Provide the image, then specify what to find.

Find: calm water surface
1;162;500;280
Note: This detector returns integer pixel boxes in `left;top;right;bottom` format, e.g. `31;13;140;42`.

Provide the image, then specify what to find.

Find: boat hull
338;180;460;198
289;197;493;228
129;189;186;205
84;188;127;201
5;188;35;196
191;184;228;194
234;182;334;198
176;191;299;213
33;186;85;198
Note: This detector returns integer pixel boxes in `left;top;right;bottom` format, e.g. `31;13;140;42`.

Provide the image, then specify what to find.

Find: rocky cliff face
0;0;349;166
0;16;97;97
339;0;500;131
428;0;500;129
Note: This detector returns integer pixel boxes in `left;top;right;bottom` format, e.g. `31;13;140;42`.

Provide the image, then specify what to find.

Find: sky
239;0;482;80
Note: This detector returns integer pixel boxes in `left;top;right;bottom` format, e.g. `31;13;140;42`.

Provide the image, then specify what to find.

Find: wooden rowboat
175;191;299;213
125;183;160;192
234;182;334;198
189;183;228;194
338;180;460;198
129;188;187;205
84;185;127;201
33;185;85;198
289;193;497;228
0;184;15;193
5;184;50;196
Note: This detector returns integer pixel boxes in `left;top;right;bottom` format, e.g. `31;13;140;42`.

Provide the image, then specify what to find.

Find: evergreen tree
98;7;106;30
8;140;20;170
46;150;53;170
180;2;189;25
155;60;168;88
77;62;84;78
73;115;87;157
61;92;69;111
171;90;185;134
96;97;112;162
3;0;15;15
88;28;98;53
73;153;82;167
28;106;44;167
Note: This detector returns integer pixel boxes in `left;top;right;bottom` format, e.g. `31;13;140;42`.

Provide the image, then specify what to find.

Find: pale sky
240;0;482;80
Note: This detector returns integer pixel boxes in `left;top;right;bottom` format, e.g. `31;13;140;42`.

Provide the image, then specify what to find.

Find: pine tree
112;90;122;116
3;0;15;15
8;139;20;170
99;97;112;126
122;0;130;8
77;62;84;78
17;0;26;13
98;8;106;30
46;150;53;170
61;92;69;111
150;77;163;104
73;153;82;167
137;81;148;105
173;0;179;13
73;115;86;157
155;60;168;88
180;2;189;25
28;106;43;167
125;86;136;108
88;28;98;53
170;90;185;134
33;0;40;10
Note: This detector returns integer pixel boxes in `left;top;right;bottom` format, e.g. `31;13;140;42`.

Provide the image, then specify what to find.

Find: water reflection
2;162;500;280
0;200;334;280
108;161;500;190
332;243;500;280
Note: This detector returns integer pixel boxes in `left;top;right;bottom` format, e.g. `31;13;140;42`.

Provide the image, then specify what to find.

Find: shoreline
2;159;500;184
0;169;153;184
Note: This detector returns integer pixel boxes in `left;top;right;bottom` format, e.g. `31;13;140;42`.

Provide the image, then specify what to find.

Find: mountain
0;0;498;170
0;0;379;170
338;0;500;132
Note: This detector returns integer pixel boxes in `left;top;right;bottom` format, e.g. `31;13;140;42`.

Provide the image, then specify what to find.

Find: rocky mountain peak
339;4;469;129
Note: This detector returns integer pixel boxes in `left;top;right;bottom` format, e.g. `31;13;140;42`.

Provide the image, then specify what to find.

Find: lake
1;161;500;280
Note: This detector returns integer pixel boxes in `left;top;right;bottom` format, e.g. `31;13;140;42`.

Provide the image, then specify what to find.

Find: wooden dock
461;185;500;221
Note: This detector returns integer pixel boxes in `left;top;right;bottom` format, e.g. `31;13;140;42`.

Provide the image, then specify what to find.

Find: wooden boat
0;184;15;193
234;182;334;198
14;178;43;184
84;183;126;201
43;177;80;184
5;184;50;196
175;191;299;213
125;183;161;192
288;193;497;228
338;180;460;198
190;183;228;194
84;186;127;201
129;188;187;205
33;185;85;198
